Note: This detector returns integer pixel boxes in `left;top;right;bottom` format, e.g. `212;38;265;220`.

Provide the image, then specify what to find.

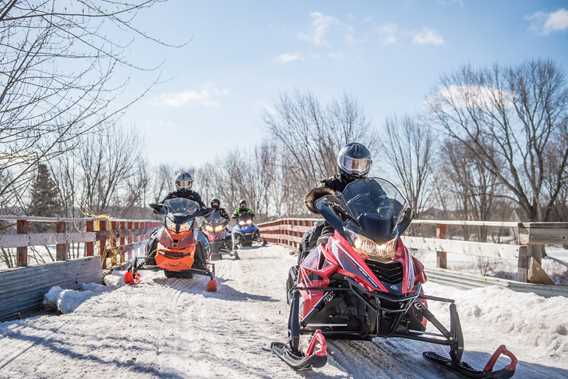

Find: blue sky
118;0;568;167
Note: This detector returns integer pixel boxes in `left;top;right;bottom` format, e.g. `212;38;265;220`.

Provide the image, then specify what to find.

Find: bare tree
439;138;501;241
429;60;568;222
0;0;177;207
382;115;434;214
430;60;568;280
151;163;177;203
264;92;377;199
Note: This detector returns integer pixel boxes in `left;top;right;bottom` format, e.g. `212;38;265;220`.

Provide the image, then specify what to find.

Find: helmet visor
176;179;192;190
339;156;371;176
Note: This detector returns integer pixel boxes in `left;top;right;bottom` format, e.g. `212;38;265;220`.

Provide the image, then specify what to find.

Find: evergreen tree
28;163;62;217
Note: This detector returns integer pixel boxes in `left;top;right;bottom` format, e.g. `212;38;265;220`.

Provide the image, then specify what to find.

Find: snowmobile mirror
149;203;164;214
393;205;413;236
315;196;347;239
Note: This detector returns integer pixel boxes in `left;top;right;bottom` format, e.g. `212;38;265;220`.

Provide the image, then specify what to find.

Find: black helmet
239;199;247;208
337;142;372;178
211;198;220;208
175;171;193;191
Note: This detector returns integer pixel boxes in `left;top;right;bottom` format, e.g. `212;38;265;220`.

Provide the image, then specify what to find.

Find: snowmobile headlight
178;222;191;232
205;225;214;232
239;220;245;226
166;217;177;231
246;219;253;225
347;229;397;261
166;217;191;233
214;225;224;232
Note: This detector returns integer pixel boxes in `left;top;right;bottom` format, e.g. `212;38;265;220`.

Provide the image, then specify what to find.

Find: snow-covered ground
0;245;567;378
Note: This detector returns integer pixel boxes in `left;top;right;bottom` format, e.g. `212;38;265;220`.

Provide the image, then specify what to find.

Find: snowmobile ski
271;330;327;370
423;345;517;379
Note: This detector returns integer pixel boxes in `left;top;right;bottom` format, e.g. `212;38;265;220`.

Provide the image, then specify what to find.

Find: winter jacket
233;207;255;219
161;189;205;208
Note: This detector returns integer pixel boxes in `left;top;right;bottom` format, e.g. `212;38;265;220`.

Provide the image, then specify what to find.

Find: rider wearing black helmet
301;142;372;253
162;172;205;207
211;198;230;221
148;171;208;268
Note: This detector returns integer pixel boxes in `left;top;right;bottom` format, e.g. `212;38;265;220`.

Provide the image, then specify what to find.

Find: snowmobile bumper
125;256;218;291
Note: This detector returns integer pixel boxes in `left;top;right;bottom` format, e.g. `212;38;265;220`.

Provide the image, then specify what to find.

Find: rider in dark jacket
210;198;230;221
301;143;373;255
149;171;209;267
161;176;205;208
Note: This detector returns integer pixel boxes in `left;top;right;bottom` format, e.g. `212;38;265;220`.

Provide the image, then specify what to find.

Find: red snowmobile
271;178;517;378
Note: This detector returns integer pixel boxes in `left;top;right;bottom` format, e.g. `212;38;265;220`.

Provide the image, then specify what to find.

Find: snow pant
195;230;210;269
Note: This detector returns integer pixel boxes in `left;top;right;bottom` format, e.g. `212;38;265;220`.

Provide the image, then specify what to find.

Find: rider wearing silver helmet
300;143;373;256
322;142;372;192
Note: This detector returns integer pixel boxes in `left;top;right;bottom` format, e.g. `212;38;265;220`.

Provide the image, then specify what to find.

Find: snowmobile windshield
342;178;408;243
162;198;200;217
207;211;226;225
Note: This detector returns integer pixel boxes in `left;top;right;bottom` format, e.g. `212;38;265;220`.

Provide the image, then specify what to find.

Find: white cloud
431;84;513;109
528;8;568;34
157;85;229;107
274;52;304;64
377;23;400;45
299;11;336;47
413;28;445;45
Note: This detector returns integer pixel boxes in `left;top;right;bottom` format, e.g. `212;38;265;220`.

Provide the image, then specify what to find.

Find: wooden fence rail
0;216;161;269
258;218;568;285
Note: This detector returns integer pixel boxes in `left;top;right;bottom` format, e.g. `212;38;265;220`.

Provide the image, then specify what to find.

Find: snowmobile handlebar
315;195;352;242
149;203;163;214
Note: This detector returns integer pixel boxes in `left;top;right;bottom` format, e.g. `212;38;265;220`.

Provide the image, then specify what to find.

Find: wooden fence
0;215;161;321
0;215;161;269
258;218;568;294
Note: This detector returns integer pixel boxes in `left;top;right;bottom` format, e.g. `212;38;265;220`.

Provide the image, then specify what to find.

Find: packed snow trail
0;246;567;378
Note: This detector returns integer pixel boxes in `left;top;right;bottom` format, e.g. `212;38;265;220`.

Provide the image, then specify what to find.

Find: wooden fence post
16;219;29;267
119;221;126;263
86;220;94;257
517;245;529;283
436;223;448;269
56;222;67;261
127;221;133;259
99;220;107;268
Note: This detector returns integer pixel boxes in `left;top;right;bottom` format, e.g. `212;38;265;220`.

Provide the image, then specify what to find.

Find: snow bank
43;282;112;314
43;286;64;311
80;282;112;293
57;290;95;314
427;284;568;360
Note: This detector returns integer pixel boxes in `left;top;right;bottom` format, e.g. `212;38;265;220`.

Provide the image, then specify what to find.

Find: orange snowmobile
126;198;217;292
